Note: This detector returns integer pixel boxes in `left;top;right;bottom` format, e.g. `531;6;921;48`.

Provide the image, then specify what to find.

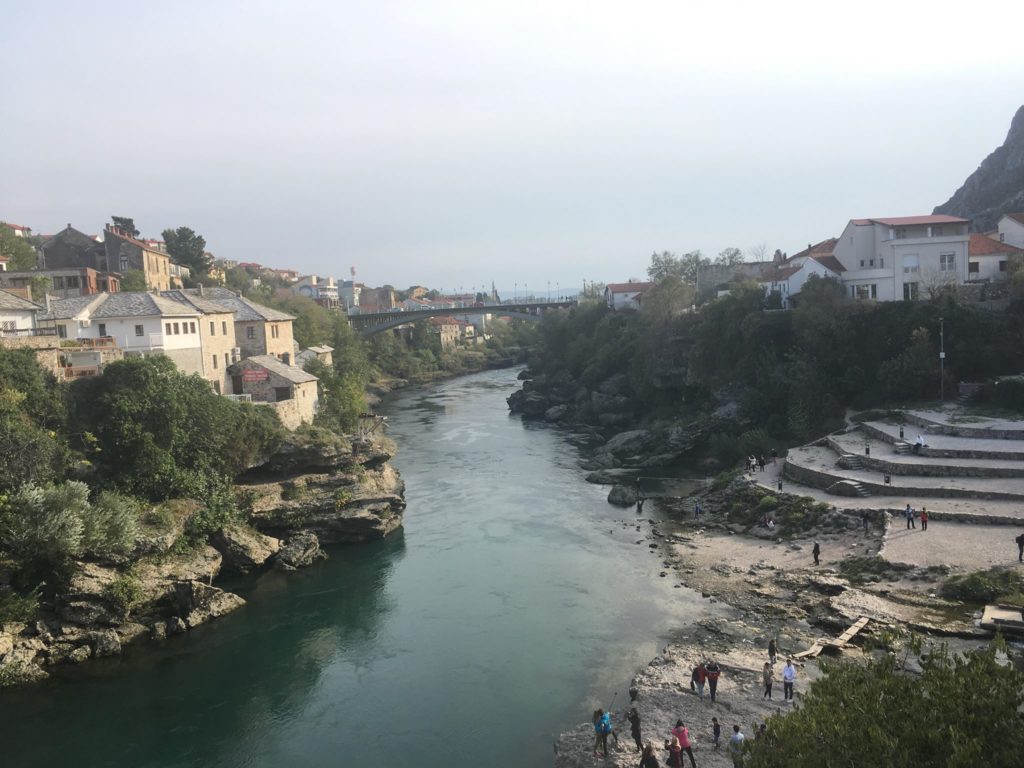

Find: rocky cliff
0;431;405;686
934;104;1024;231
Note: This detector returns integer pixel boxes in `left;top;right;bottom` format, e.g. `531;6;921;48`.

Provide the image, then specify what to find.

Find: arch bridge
347;301;577;337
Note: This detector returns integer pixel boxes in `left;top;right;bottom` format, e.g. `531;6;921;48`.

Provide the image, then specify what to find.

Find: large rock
59;562;122;625
604;429;653;458
257;431;357;475
507;389;549;418
590;391;631;414
544;404;571;422
274;532;328;571
608;484;640;507
211;525;281;573
172;581;246;629
91;629;122;658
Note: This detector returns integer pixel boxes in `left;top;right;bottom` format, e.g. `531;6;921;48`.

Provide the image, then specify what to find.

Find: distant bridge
347;301;578;336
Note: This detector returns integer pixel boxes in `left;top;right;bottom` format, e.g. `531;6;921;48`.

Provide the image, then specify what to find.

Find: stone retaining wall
855;422;1024;460
903;412;1024;440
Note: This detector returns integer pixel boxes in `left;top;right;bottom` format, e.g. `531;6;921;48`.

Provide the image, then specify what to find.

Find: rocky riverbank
0;430;405;687
552;477;989;767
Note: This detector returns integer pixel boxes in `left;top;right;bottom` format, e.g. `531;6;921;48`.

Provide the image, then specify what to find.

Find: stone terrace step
829;433;1024;478
861;421;1024;460
784;445;1024;504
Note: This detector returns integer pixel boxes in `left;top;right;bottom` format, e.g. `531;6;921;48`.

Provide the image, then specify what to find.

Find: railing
64;365;101;379
223;393;253;402
0;327;58;337
75;336;118;349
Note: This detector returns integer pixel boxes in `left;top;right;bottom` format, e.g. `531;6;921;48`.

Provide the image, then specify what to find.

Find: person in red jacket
691;661;707;701
671;719;698;768
705;659;722;702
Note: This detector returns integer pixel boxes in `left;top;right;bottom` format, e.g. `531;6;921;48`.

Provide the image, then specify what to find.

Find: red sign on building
242;368;269;383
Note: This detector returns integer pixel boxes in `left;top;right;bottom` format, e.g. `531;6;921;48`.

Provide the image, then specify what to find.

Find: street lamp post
939;316;945;401
547;281;550;303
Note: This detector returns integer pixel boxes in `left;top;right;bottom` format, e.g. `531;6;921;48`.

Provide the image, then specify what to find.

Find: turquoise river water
0;368;709;767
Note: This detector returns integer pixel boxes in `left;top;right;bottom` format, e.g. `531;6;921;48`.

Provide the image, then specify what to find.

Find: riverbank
0;429;405;687
553;472;1000;767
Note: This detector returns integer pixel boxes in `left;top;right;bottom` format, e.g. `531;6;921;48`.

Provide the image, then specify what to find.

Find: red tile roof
606;281;655;293
862;215;968;227
969;233;1024;256
1;222;31;232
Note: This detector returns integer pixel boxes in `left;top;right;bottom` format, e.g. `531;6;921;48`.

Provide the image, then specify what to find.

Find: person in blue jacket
593;708;614;757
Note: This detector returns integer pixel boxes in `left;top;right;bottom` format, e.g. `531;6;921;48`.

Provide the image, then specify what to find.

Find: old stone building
226;355;318;429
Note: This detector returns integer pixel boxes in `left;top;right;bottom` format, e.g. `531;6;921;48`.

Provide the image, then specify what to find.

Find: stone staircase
893;442;913;455
838;453;865;470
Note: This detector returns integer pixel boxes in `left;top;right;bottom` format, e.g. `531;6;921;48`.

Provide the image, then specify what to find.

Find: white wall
0;309;37;332
998;217;1024;249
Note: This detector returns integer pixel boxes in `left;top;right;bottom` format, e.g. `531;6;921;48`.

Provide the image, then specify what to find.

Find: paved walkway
863;421;1024;457
881;522;1024;570
832;432;1024;471
909;408;1024;434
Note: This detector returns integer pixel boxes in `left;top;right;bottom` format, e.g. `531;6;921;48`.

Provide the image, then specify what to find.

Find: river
0;368;710;767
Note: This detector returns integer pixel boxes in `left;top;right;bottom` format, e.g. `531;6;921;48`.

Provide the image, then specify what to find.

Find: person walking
671;720;697;768
627;708;643;753
771;447;778;465
905;504;916;530
767;638;777;665
862;511;870;535
711;718;721;750
705;659;722;702
639;742;660;768
728;725;746;767
762;662;774;699
694;501;702;519
691;661;707;702
1016;532;1024;563
782;659;797;701
920;507;928;531
812;541;820;566
593;709;613;757
758;454;766;472
664;735;684;768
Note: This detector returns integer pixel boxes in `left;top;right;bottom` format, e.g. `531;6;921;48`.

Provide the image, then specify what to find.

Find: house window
97;323;106;337
1;321;16;333
120;256;129;271
270;324;279;339
969;262;979;274
880;258;884;268
213;381;221;395
903;282;919;301
895;228;906;239
940;253;956;272
210;321;215;335
165;322;172;335
1000;233;1006;242
189;321;196;334
902;255;919;274
859;260;865;268
246;326;255;339
274;386;292;402
58;324;67;339
224;352;229;367
135;324;144;336
173;322;180;334
869;259;874;267
999;261;1008;272
853;284;876;300
212;355;218;369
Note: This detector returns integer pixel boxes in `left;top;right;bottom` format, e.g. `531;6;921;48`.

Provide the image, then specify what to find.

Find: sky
2;1;1023;295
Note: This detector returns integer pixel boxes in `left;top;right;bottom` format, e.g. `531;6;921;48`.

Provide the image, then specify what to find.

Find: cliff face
934;105;1024;231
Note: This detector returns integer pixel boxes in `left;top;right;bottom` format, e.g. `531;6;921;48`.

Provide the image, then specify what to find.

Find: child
712;717;721;749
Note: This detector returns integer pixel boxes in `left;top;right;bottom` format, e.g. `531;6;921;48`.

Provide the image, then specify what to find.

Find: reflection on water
0;368;712;768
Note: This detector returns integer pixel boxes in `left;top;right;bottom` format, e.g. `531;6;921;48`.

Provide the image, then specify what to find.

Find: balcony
0;327;58;338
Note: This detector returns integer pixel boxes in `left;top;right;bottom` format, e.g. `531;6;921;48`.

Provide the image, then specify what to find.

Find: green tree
715;247;745;266
305;358;365;432
162;226;211;275
28;275;51;302
647;250;709;282
747;644;1024;767
120;269;148;291
878;327;940;401
110;216;139;237
0;224;38;270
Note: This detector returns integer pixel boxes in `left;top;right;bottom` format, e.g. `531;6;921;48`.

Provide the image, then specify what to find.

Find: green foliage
120;269;148;291
68;355;282;500
110;216;139;237
83;491;139;560
756;495;778;510
647;250;708;282
710;469;738;492
0;482;89;573
941;566;1024;606
306;358;365;433
746;644;1024;768
181;478;242;545
878;327;940;401
106;572;143;616
0;224;39;270
738;428;773;457
161;226;210;275
0;586;40;623
28;275;51;302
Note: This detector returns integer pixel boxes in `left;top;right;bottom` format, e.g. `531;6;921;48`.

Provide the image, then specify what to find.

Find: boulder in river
608;484;640;507
274;531;328;570
211;525;281;573
173;581;246;629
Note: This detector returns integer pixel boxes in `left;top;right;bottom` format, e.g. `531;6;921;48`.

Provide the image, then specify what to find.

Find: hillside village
0;218;509;429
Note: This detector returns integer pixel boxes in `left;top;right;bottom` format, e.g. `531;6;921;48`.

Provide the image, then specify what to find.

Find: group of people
688;660;722;702
620;710;750;768
902;504;929;531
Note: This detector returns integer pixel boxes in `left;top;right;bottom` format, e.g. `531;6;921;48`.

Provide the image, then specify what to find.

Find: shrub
738;428;773;458
711;469;737;492
941;567;1024;605
182;478;242;545
106;572;143;616
0;586;39;623
757;495;778;510
0;482;89;573
82;491;139;560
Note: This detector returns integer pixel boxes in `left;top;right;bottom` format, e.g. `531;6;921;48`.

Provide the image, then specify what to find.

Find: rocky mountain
934;104;1024;231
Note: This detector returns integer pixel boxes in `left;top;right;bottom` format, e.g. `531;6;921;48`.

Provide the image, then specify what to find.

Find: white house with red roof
997;213;1024;250
760;239;845;308
968;233;1024;281
831;215;970;301
605;281;654;310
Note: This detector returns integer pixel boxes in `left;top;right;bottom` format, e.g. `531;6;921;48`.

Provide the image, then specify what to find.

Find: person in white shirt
728;725;746;767
782;659;797;701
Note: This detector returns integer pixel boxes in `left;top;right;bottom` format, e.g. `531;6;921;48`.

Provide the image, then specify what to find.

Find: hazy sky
3;1;1022;294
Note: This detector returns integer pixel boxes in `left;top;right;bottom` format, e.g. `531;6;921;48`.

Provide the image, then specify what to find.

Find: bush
82;491;139;560
0;482;89;573
711;470;737;492
738;428;773;458
106;572;143;616
0;586;40;623
757;495;778;511
181;478;242;545
941;567;1024;605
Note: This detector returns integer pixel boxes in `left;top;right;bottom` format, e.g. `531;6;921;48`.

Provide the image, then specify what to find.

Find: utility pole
939;316;945;401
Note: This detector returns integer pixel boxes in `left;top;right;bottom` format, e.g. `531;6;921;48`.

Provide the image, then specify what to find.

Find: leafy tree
0;224;38;270
110;216;139;237
0;482;89;576
0;349;66;490
305;358;365;432
747;644;1024;768
647;250;709;282
162;226;211;275
715;247;745;266
120;269;148;291
878;327;940;401
67;356;282;500
28;275;51;302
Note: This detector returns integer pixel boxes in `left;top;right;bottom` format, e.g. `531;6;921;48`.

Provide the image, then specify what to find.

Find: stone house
162;288;240;393
226;355;319;429
296;345;334;368
167;287;297;365
0;267;120;298
429;316;461;349
0;289;42;336
102;225;173;291
968;233;1024;282
832;215;970;301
